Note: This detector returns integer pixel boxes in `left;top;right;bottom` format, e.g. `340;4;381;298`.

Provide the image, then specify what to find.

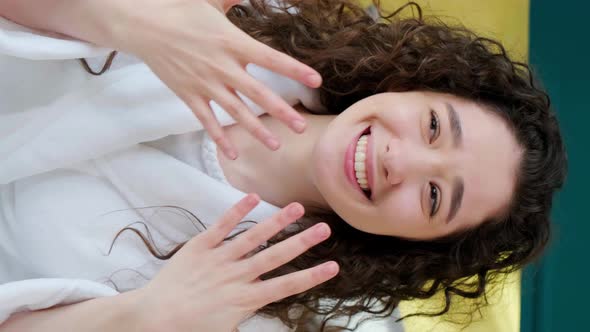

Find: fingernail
291;120;306;133
287;203;303;217
265;137;280;150
322;262;338;276
306;74;322;87
314;223;330;239
245;193;259;205
226;148;238;160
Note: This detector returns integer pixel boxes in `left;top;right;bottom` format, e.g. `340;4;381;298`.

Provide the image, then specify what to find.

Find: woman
0;0;567;331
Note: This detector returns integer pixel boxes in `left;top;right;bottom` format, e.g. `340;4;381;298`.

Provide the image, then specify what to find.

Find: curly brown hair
97;0;567;330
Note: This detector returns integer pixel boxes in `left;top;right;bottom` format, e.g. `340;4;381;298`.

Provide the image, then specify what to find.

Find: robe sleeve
0;278;118;323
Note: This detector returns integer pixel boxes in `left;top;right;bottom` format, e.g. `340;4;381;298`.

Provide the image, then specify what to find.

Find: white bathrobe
0;17;325;331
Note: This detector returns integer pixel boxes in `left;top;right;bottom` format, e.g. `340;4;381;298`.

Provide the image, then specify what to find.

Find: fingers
253;261;339;306
220;202;305;260
222;0;242;13
185;96;238;160
243;39;323;89
238;222;331;278
191;193;260;249
205;0;238;12
228;71;307;134
213;86;281;150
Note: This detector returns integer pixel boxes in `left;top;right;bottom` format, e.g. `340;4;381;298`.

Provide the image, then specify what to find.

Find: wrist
34;0;135;49
122;287;174;332
61;0;130;48
74;0;171;55
115;289;154;332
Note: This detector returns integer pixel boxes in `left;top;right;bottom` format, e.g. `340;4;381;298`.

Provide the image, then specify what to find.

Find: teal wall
522;0;590;331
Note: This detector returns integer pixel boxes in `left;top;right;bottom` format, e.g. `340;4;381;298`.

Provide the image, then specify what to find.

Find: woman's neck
218;112;334;208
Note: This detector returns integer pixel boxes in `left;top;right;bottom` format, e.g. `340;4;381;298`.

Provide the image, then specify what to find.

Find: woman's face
311;91;522;239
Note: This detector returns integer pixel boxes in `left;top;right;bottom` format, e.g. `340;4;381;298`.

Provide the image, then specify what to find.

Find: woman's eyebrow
446;102;463;147
447;177;464;224
446;102;463;223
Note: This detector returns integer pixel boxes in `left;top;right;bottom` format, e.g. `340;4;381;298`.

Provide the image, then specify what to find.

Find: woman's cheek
382;186;423;231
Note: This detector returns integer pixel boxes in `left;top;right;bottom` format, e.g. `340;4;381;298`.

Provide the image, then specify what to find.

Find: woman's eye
429;183;441;217
429;110;440;143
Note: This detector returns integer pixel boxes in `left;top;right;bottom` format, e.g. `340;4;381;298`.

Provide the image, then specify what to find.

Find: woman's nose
382;137;443;186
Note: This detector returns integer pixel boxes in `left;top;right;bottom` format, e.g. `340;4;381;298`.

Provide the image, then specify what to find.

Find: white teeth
355;162;365;171
354;134;370;190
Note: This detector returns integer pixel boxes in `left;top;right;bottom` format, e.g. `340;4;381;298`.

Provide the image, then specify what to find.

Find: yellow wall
358;1;530;331
364;0;529;60
398;273;521;332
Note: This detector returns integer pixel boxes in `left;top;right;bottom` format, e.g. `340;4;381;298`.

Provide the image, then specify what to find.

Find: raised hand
132;194;338;332
106;0;322;159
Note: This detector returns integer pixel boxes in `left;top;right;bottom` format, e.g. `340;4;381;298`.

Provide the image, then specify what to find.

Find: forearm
0;0;127;48
0;290;146;332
